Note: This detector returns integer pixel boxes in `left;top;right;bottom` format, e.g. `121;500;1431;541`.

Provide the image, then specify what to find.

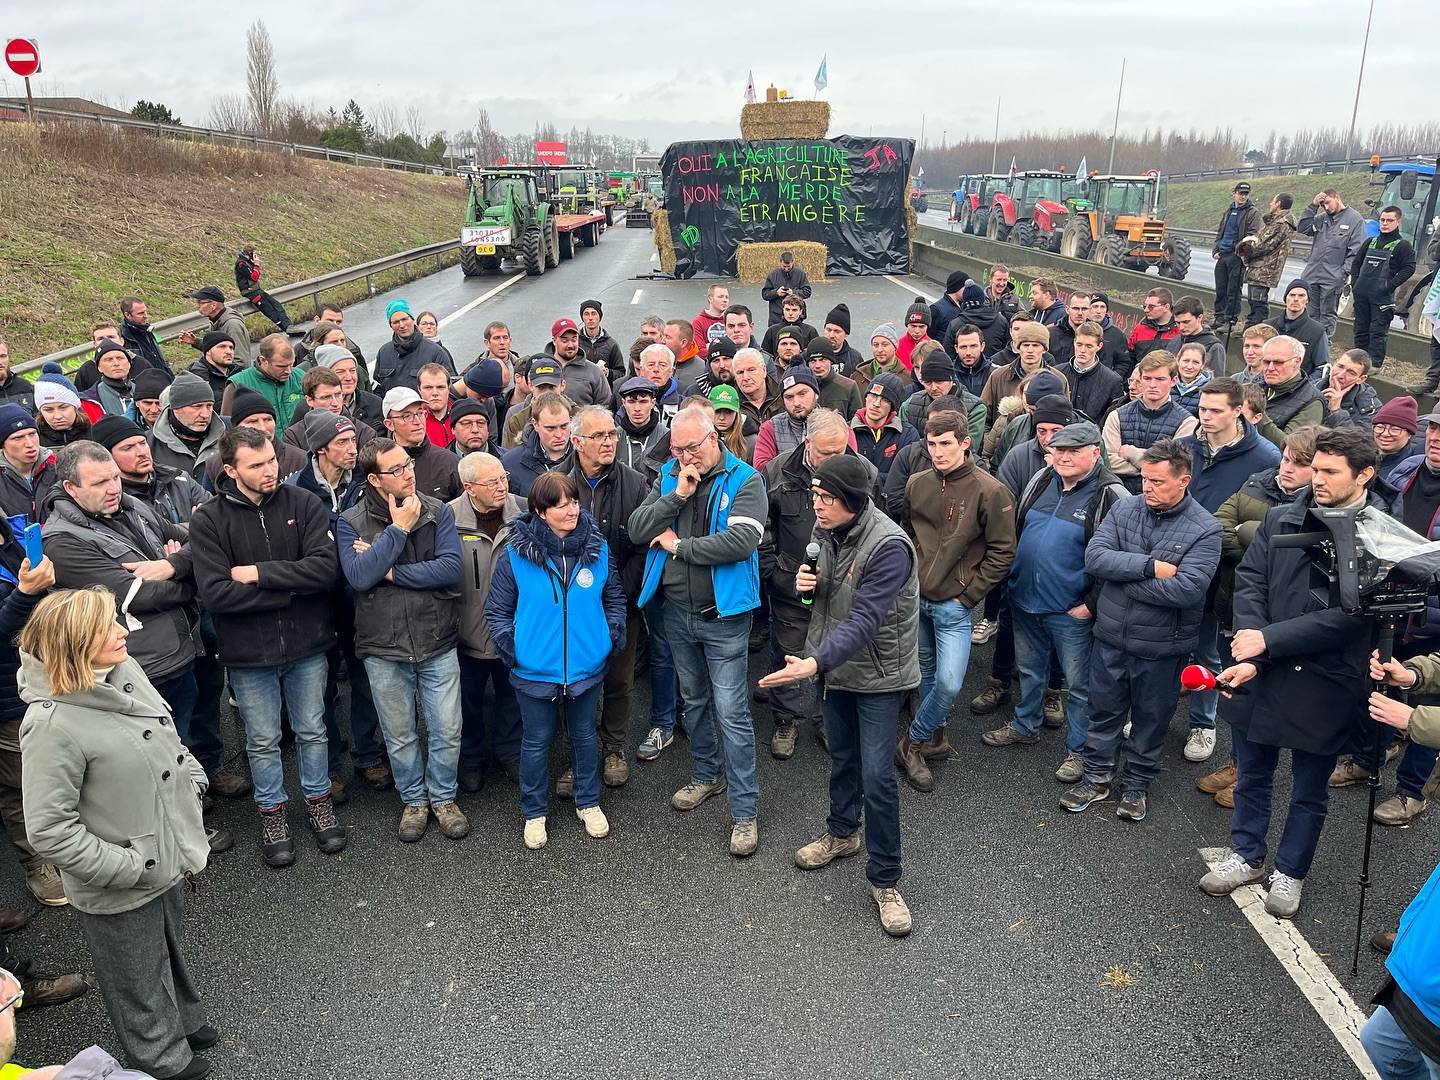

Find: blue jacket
1180;421;1281;514
1086;492;1221;659
484;510;626;698
0;521;40;725
1388;859;1440;1034
501;427;575;499
1010;465;1103;615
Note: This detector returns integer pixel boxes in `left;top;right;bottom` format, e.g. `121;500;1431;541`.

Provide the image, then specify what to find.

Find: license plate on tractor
472;244;496;255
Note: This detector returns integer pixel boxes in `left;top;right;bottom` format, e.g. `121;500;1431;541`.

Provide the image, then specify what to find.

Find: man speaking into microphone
760;455;920;937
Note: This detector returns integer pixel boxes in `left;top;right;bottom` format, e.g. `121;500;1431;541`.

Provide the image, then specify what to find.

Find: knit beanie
780;364;819;395
34;373;82;410
871;323;901;349
132;369;172;401
230;387;275;425
579;299;603;317
1015;321;1051;347
870;372;906;413
200;331;235;355
0;405;37;439
90;415;146;451
905;298;930;328
1372;395;1418;435
167;371;214;411
960;283;986;308
449;398;488;424
824;303;851;335
1031;393;1078;427
920;351;956;382
1025;370;1066;404
95;339;129;362
1284;279;1310;300
302;409;355;453
945;270;969;295
385;298;412;323
312;343;355;370
812;455;872;513
462;358;505;397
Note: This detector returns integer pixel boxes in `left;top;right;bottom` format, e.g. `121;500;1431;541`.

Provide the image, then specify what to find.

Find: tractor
986;171;1070;245
1022;181;1094;253
1338;156;1439;333
550;165;609;223
459;168;559;278
1057;172;1191;280
950;174;1010;235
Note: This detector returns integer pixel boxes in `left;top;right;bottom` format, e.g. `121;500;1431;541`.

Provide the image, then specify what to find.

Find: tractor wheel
949;197;961;222
558;230;574;261
458;246;482;278
479;255;501;274
1059;222;1093;261
581;222;598;248
604;206;615;227
544;222;560;269
523;228;545;276
986;212;1008;242
1159;235;1192;280
1045;230;1064;253
1093;234;1127;267
1014;220;1037;249
972;208;990;237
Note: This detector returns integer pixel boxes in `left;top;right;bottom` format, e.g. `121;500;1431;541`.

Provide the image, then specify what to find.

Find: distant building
0;97;133;122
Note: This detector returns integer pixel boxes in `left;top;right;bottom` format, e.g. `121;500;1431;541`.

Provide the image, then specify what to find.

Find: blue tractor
1343;157;1438;333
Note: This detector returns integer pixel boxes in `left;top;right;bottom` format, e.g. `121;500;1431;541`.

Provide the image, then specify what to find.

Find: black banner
660;136;915;278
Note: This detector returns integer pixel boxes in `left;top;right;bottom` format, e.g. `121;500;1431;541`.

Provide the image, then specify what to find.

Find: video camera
1271;503;1440;617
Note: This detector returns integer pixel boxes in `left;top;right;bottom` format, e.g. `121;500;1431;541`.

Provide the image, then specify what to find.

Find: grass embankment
0;123;467;364
1163;171;1377;230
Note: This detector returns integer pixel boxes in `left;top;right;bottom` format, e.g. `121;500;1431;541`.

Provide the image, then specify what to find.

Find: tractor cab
1059;172;1191;280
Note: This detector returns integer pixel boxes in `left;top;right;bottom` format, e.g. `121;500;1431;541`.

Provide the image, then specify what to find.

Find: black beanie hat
230;387;276;425
920;351;955;382
90;415;146;451
812;454;872;514
132;369;172;401
95;339;129;361
945;270;969;295
1032;393;1077;427
824;303;851;335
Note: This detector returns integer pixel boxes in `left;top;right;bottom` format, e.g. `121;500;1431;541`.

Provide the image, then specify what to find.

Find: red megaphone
1181;664;1247;695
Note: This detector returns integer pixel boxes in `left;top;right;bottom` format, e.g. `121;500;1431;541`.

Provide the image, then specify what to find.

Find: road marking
884;275;936;304
438;272;526;330
631;288;643;305
649;252;657;263
1198;848;1380;1080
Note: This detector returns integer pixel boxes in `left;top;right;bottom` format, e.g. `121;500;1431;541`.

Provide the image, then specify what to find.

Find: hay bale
740;101;831;141
653;208;676;273
735;241;827;285
905;202;918;272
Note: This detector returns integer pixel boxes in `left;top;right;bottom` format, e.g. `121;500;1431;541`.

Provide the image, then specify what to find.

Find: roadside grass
1163;171;1378;230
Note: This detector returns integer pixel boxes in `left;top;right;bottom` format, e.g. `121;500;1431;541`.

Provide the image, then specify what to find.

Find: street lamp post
1342;0;1377;173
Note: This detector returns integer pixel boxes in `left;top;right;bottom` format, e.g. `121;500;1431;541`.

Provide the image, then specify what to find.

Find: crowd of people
0;242;1437;1078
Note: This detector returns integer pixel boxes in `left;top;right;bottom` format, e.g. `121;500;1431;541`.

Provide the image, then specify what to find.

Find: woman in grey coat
18;587;216;1080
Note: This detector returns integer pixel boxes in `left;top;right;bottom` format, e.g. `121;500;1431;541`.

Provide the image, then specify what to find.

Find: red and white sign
534;141;567;166
4;39;40;78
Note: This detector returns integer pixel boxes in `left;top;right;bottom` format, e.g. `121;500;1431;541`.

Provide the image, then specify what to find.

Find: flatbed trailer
553;211;607;261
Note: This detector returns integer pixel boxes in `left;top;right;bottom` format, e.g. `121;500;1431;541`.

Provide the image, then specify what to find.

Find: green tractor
459;168;560;278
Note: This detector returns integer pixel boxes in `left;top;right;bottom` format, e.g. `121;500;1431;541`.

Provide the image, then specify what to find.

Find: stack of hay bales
653;208;676;273
735;241;827;284
905;201;919;271
739;101;831;141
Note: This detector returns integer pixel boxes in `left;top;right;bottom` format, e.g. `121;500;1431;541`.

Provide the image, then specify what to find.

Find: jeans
1244;284;1272;327
229;654;330;810
664;606;759;822
824;689;903;887
1361;1005;1440;1080
1187;610;1222;731
1353;294;1396;369
459;653;521;769
645;597;678;734
154;667;213;772
1214;252;1244;321
364;651;463;807
1080;641;1184;794
324;599;385;775
516;683;603;819
1231;728;1336;879
1012;608;1093;752
911;597;973;741
768;597;817;730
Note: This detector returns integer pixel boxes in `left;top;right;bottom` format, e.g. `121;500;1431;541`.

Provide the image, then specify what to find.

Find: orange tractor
1057;172;1191;279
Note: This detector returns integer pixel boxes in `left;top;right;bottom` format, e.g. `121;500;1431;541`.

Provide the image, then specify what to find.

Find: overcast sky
4;0;1434;152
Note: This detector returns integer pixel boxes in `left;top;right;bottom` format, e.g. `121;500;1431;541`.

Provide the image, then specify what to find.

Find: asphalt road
5;226;1436;1079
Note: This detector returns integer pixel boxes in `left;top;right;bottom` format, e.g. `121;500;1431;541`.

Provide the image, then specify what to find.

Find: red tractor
985;171;1071;247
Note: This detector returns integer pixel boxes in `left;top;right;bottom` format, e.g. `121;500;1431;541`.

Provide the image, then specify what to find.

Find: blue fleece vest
506;537;614;688
1389;859;1440;1031
637;449;760;617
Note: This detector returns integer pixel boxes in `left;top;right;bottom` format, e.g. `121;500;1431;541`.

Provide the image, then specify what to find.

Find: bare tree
208;93;253;133
245;20;279;138
370;101;401;140
403;104;426;143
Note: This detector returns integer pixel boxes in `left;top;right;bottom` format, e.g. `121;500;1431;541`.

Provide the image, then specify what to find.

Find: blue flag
814;55;828;93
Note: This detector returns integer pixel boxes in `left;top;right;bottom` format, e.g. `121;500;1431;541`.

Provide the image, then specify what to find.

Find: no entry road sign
4;39;40;78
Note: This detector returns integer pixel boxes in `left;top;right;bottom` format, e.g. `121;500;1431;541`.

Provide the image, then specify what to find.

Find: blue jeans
1187;610;1222;730
1012;608;1093;752
1362;1005;1440;1080
645;597;678;734
229;654;330;811
363;651;463;807
154;667;211;770
1080;642;1184;794
459;653;521;769
664;606;759;822
1231;727;1336;879
911;597;973;741
324;597;385;775
515;683;602;819
824;689;903;887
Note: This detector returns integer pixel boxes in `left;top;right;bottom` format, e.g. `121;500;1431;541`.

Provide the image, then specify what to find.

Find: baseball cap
188;285;225;303
382;387;423;415
550;318;579;338
708;385;741;413
1234;181;1252;194
529;360;563;386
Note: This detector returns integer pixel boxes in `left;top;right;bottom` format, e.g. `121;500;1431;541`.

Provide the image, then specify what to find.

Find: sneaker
895;735;934;792
360;762;394;790
398;804;429;843
458;766;484;794
980;725;1039;748
871;886;913;937
1374;795;1428;827
207;769;252;798
258;806;295;868
1115;790;1148;821
432;801;471;840
1054;752;1084;784
729;819;759;857
1199;851;1266;895
1196;760;1238;794
1328;758;1374;788
205;825;234;855
1371;930;1396;954
25;864;67;908
970;676;1010;714
794;832;862;870
305;795;347;854
1042;689;1065;729
602;753;630;788
771;724;797;760
18;972;92;1009
1060;779;1112;813
523;817;548;850
556;768;574;799
1184;727;1217;763
919;726;955;761
577;806;610;838
970;617;999;644
186;1024;221;1051
328;774;350;806
1265;871;1303;918
672;776;727;811
1214;783;1236;809
637;726;674;762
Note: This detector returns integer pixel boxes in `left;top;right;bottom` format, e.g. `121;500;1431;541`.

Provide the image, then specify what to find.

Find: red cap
551;318;579;337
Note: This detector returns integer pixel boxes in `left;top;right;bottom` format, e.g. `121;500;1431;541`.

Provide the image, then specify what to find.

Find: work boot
25;864;67;908
328;774;349;806
1373;795;1428;827
360;762;394;791
602;753;630;788
305;794;347;854
980;725;1039;747
556;768;574;800
871;886;913;937
258;806;295;868
1214;783;1236;809
794;832;862;870
1042;690;1065;729
432;801;471;839
970;676;1010;715
1371;930;1396;954
397;804;429;843
770;724;797;760
207;769;252;798
186;1025;221;1051
19;972;92;1009
920;726;955;761
729;819;759;857
1196;760;1238;795
1054;752;1084;784
895;735;934;793
671;777;727;812
1328;758;1374;788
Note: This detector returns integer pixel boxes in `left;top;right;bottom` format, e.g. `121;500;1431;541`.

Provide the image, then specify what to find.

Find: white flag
1075;156;1087;182
814;55;828;93
1007;156;1018;182
745;70;756;104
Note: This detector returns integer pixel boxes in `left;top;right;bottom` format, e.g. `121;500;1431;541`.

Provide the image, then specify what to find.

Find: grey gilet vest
1265;376;1322;429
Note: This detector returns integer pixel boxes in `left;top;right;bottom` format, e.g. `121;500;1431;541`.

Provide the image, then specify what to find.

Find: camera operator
1200;428;1386;920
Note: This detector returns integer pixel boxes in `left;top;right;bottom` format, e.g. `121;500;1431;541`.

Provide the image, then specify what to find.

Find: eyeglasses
0;968;23;1013
393;409;427;423
812;491;840;508
579;430;619;443
467;475;507;490
1260;358;1294;367
376;459;416;478
671;433;714;457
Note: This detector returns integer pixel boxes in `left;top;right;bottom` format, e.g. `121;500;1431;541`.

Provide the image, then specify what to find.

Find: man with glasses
568;406;648;789
1127;288;1183;373
1263;281;1330;377
1253;336;1324;448
382;387;461;502
449;451;524;794
284;368;377;454
338;438;467;844
1372;395;1421;479
503;391;575;498
630;407;768;857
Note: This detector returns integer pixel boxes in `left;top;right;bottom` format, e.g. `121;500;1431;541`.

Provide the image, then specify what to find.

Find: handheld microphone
799;542;821;607
1180;664;1248;695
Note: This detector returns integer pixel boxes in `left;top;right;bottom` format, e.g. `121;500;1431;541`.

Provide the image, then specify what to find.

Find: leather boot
920;726;955;762
895;735;934;793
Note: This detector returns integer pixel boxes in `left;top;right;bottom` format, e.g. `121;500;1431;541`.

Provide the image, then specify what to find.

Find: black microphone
799;542;821;607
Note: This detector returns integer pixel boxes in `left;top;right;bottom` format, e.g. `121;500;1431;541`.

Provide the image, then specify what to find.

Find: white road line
437;272;526;330
885;274;936;304
649;252;658;263
630;288;643;305
1198;847;1380;1080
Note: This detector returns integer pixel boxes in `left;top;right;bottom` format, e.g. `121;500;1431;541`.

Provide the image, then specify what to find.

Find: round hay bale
739;101;831;141
735;241;827;284
653;208;677;273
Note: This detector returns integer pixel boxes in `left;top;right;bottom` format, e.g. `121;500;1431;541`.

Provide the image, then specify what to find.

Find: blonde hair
18;587;117;697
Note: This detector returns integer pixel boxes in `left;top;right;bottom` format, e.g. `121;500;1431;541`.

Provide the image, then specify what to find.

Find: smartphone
23;523;42;567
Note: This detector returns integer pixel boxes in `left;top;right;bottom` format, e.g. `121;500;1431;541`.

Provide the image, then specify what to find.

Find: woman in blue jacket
484;472;626;851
